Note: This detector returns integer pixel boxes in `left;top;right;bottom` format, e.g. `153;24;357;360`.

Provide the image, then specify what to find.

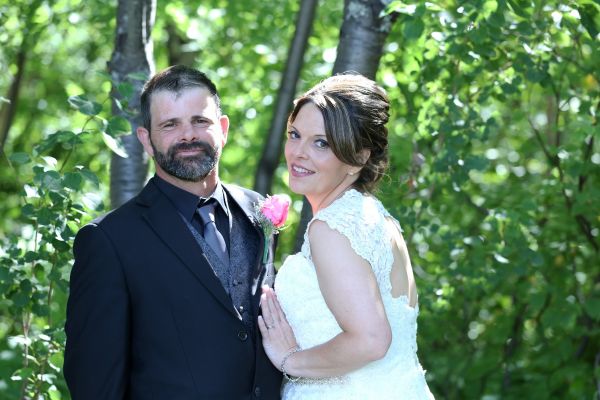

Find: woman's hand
258;285;299;371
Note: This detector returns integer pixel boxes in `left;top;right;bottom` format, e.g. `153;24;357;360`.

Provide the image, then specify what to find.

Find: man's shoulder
90;196;139;225
223;183;264;203
86;181;159;229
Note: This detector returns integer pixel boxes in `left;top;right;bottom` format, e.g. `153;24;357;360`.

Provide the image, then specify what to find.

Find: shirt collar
153;175;230;221
199;181;230;218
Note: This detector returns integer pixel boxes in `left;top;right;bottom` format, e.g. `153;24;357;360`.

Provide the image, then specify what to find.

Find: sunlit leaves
380;1;599;397
1;58;110;397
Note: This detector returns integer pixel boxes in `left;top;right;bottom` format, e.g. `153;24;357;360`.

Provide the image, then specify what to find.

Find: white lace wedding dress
275;189;434;399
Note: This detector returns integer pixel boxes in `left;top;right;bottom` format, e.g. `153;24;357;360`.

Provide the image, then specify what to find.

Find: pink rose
260;194;290;228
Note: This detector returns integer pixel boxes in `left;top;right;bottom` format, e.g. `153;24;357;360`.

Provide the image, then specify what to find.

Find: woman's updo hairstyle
288;72;389;193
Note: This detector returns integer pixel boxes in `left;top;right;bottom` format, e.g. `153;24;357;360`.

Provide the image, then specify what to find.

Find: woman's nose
293;140;308;158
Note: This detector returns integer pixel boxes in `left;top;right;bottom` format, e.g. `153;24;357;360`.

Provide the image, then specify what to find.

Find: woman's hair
288;72;389;193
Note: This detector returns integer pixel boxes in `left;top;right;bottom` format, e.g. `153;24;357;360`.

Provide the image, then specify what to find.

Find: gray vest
182;200;259;335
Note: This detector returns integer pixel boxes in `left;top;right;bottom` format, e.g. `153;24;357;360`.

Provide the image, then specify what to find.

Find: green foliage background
1;0;599;398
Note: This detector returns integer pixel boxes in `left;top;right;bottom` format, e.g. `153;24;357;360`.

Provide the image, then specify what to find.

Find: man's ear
219;115;230;146
136;126;154;157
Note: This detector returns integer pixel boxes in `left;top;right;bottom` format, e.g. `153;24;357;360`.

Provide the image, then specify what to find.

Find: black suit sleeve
64;224;130;399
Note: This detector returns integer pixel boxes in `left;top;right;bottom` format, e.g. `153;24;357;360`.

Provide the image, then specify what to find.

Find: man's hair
139;65;221;132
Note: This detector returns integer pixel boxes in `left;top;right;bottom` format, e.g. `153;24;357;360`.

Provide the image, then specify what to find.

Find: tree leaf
386;2;416;16
9;152;31;165
41;171;63;192
583;297;600;320
579;5;599;38
116;82;134;100
68;95;102;116
11;367;34;381
102;132;129;158
49;351;64;371
78;167;100;188
403;18;425;40
106;116;132;137
63;172;83;190
127;71;148;81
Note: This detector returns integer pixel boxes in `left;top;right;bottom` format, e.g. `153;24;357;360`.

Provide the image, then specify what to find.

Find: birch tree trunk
293;0;397;251
254;0;318;195
108;0;156;208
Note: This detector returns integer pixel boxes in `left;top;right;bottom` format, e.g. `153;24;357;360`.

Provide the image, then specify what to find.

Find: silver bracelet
280;345;301;382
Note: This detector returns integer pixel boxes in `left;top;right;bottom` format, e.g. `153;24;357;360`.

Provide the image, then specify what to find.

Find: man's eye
194;118;210;126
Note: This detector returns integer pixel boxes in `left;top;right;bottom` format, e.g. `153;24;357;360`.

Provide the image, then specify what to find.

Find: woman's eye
288;130;300;139
315;139;329;149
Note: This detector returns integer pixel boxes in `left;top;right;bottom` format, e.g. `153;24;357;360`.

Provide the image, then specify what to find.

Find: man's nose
180;122;198;140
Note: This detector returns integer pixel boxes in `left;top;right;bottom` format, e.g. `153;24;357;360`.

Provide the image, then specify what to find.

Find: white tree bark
108;0;156;208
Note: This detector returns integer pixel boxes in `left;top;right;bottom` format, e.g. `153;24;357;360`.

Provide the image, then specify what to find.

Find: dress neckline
313;188;363;217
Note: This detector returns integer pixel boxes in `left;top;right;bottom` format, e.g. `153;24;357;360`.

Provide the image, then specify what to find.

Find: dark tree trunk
254;0;318;195
293;0;397;251
166;23;199;66
332;0;397;78
108;0;156;208
0;47;26;153
0;0;44;153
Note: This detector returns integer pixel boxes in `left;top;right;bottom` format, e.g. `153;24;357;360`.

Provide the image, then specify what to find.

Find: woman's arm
259;219;392;378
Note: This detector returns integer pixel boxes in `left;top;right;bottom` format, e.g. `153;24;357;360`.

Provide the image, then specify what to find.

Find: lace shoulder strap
302;190;394;283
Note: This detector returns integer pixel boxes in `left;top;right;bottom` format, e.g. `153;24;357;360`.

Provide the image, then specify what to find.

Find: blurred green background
0;0;599;398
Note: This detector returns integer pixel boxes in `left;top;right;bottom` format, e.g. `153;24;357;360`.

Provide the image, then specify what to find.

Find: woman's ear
348;149;371;176
358;149;371;165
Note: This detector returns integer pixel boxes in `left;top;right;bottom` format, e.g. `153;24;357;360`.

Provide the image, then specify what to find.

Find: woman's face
284;102;357;211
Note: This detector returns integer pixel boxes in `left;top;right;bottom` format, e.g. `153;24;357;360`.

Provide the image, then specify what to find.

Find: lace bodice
275;189;434;399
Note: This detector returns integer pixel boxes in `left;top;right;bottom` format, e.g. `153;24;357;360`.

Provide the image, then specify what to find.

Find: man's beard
151;140;219;182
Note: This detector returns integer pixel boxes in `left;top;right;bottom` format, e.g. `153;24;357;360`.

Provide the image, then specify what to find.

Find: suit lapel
137;181;238;318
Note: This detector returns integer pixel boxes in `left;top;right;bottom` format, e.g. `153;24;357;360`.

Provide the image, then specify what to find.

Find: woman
258;73;434;399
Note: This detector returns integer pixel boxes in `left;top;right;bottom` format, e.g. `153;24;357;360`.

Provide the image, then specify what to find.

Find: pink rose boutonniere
255;194;291;263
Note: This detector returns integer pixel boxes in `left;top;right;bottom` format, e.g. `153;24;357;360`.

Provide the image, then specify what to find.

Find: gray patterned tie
197;200;229;266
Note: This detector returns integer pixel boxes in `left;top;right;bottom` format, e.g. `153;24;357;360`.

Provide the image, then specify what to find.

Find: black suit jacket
64;178;282;399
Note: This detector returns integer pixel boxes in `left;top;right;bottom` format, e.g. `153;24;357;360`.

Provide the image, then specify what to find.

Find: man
64;65;282;399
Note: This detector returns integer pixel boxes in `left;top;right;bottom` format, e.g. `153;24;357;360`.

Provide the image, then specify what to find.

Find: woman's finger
257;315;269;337
261;292;278;328
264;289;282;325
270;292;289;323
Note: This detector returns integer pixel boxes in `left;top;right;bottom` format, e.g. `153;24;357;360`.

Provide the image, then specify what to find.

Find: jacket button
254;386;261;397
238;331;248;341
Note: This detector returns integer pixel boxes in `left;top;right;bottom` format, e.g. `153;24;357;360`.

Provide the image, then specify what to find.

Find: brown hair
289;72;389;193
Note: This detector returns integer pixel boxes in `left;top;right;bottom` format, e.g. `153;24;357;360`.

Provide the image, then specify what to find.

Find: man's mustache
170;141;214;154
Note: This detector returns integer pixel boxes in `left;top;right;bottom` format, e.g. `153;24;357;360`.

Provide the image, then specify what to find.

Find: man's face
137;87;229;182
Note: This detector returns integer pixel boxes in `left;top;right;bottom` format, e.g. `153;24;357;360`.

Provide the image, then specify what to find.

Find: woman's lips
290;164;315;177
